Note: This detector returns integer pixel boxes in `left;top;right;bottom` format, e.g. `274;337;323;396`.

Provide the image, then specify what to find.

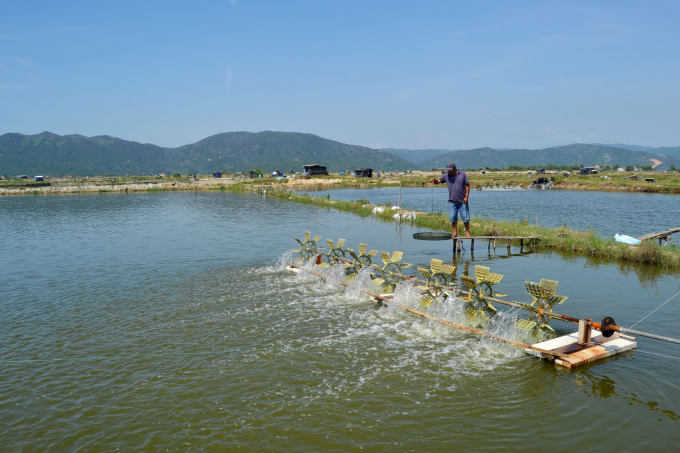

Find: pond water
305;186;680;240
1;191;679;451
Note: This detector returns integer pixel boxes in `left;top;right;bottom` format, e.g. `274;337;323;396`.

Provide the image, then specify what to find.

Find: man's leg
461;204;472;238
449;202;459;238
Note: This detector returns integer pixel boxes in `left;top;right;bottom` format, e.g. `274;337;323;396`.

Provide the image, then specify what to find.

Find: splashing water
323;264;349;289
390;279;423;311
294;253;322;282
266;249;293;272
276;254;542;369
344;267;378;303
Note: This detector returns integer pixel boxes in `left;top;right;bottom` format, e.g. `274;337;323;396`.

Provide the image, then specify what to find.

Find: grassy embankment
228;181;680;271
225;170;680;193
464;171;680;194
3;169;679;194
342;171;680;194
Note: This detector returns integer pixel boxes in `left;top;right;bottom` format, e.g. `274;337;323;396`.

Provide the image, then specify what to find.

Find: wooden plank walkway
637;227;680;245
451;236;538;253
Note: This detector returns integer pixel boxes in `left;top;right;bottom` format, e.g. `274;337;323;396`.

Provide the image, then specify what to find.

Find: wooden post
577;319;592;345
457;239;461;253
471;239;475;251
507;239;511;250
399;183;402;208
526;214;529;224
520;238;524;248
453;238;457;254
488;239;492;251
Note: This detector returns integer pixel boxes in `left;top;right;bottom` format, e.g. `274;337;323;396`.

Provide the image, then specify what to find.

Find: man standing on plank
429;162;471;239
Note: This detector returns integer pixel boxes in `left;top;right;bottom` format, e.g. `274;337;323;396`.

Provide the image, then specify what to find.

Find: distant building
213;172;222;178
354;168;373;178
303;164;328;176
34;176;44;181
535;168;545;175
580;167;598;175
17;175;27;179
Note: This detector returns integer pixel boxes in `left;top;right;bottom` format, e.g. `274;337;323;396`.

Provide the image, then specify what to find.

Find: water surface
307;186;680;239
1;192;679;451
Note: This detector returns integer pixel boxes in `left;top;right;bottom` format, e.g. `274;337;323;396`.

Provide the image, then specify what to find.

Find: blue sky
1;0;678;149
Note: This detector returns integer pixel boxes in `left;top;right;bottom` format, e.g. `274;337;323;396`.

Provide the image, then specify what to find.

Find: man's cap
446;162;457;171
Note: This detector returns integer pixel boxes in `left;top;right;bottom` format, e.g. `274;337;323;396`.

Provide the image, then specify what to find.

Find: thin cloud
224;64;232;89
10;56;31;65
0;83;27;90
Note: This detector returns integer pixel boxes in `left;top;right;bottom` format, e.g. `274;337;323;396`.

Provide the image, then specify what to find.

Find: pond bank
231;183;680;272
3;169;680;195
0;178;238;195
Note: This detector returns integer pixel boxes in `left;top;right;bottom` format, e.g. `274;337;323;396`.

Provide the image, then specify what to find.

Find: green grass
233;184;680;272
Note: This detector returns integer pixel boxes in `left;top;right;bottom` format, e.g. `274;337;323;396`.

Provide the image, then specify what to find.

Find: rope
636;350;680;361
629;288;680;329
0;341;370;365
431;185;434;214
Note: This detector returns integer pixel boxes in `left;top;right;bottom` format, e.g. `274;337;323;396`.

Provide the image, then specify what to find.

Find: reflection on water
1;192;679;451
409;237;670;289
573;373;679;421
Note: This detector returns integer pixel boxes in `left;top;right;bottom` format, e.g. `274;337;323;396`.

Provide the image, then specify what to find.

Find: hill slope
0;132;167;176
381;148;454;165
420;144;680;171
166;131;417;174
0;131;418;176
594;143;680;158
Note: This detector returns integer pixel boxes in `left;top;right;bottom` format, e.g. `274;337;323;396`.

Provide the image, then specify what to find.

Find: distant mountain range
593;143;680;158
384;143;680;168
2;131;679;177
0;131;416;176
417;144;680;171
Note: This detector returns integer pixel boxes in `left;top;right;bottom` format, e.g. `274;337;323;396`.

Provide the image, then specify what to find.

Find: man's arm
464;184;470;205
429;175;446;184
